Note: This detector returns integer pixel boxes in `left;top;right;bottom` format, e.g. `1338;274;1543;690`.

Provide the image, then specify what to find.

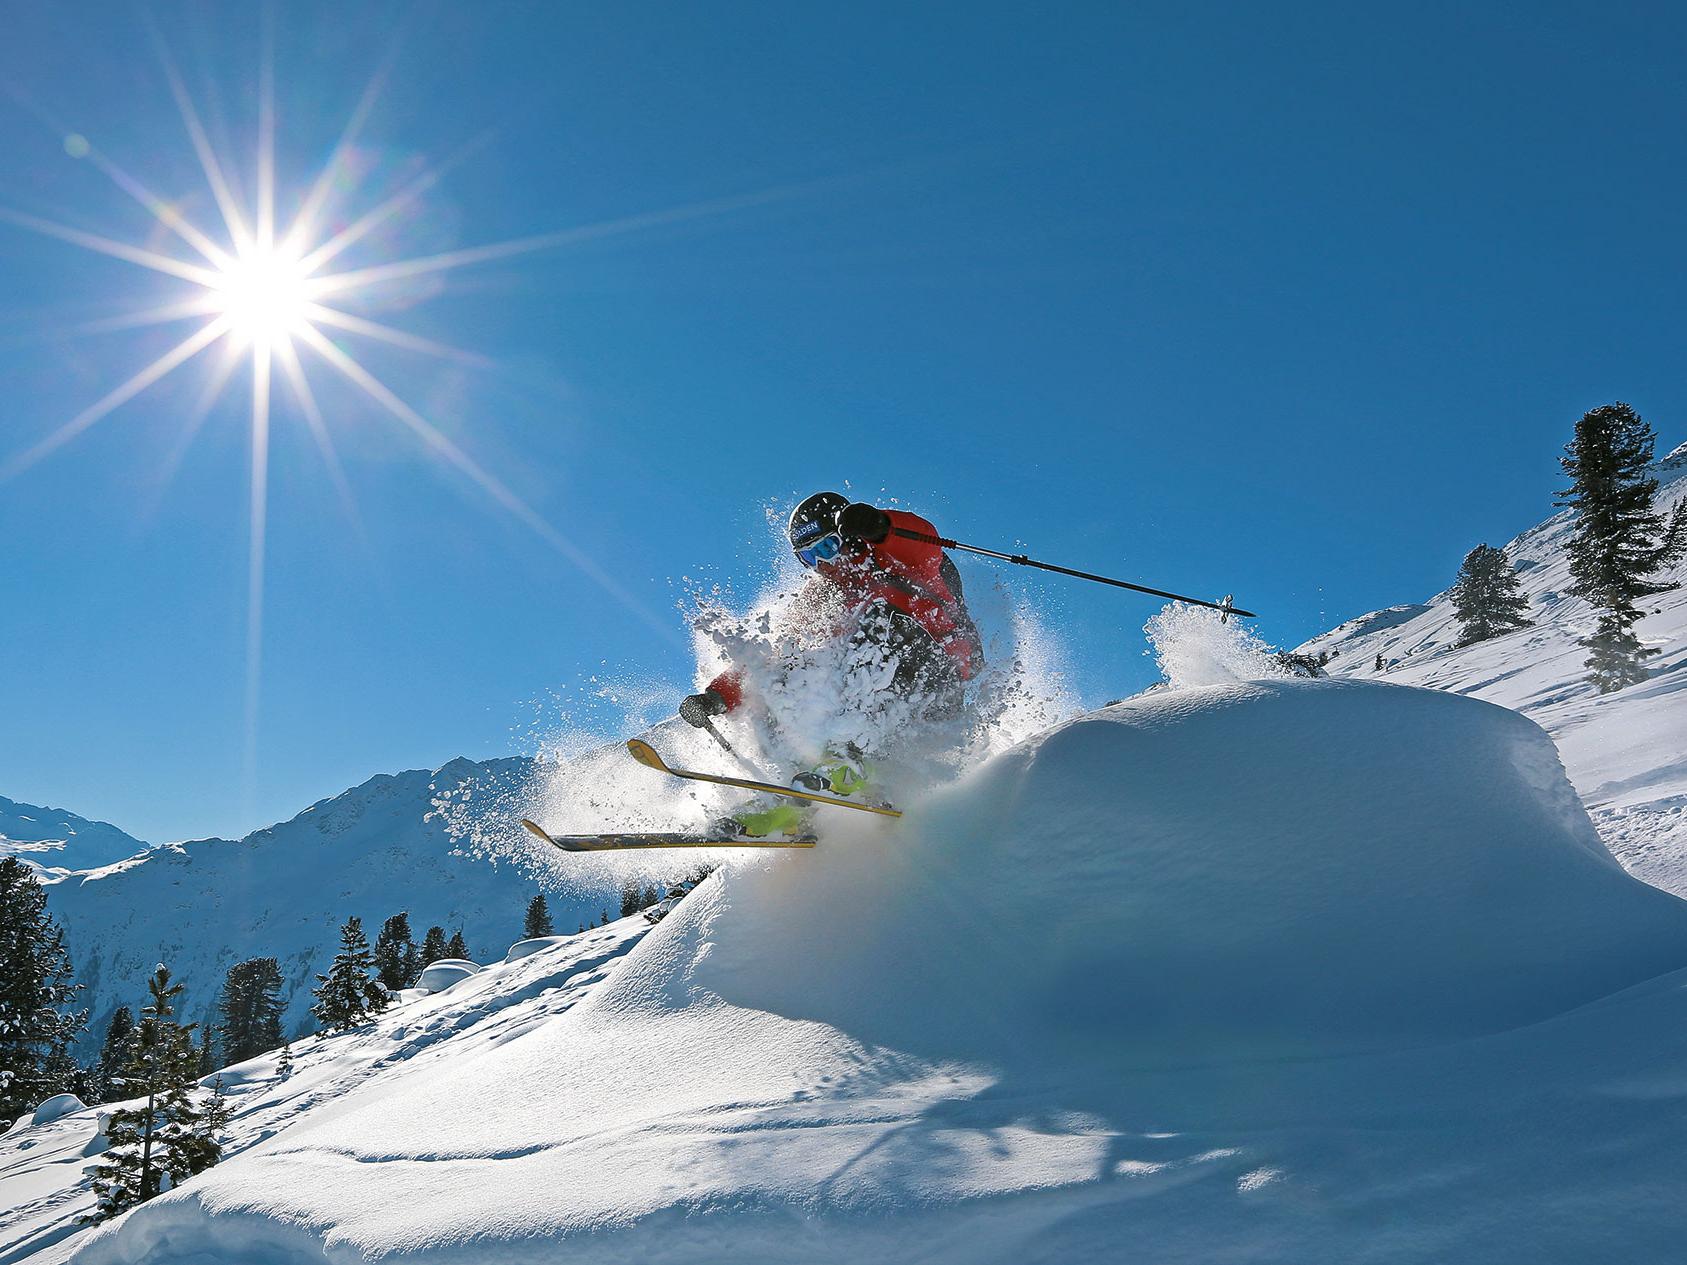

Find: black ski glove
678;690;728;728
837;502;892;544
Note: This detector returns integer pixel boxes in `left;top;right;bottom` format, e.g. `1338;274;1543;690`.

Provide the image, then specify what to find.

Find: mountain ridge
39;752;612;1052
0;796;150;874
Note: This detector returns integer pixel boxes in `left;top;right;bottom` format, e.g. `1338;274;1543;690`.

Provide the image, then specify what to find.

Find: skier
677;492;983;836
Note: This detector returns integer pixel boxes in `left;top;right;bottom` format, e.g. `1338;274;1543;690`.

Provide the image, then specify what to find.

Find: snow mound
414;959;481;993
30;1094;85;1127
60;682;1687;1264
649;679;1687;1064
504;936;569;963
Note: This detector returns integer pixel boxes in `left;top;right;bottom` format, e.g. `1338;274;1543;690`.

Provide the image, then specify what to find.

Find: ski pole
700;718;770;780
891;527;1256;619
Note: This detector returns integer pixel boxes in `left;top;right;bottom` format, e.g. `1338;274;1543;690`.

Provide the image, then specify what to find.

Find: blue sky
3;1;1684;844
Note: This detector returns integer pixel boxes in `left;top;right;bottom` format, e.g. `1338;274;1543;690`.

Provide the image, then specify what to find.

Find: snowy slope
0;797;148;874
42;680;1687;1265
1295;439;1687;891
40;756;616;1055
0;917;650;1263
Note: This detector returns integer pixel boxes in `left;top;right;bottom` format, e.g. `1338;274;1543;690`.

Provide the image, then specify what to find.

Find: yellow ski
624;739;902;818
520;818;816;851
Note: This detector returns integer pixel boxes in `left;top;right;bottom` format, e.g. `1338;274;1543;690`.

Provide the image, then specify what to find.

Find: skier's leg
715;800;813;839
791;741;875;798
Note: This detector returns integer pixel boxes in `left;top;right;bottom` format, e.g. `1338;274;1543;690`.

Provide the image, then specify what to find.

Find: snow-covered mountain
39;755;617;1054
1295;438;1687;892
11;678;1687;1264
0;797;149;874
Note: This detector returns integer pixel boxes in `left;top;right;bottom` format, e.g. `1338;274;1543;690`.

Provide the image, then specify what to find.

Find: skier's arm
867;509;946;576
853;506;982;672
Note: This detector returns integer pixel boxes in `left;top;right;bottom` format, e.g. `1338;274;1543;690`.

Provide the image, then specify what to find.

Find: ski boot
790;741;876;800
714;743;878;839
714;800;814;840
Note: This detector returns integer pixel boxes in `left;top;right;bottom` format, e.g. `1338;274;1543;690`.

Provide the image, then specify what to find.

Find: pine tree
1450;544;1533;646
599;909;610;927
523;893;554;939
445;929;468;961
1559;402;1687;691
93;1006;136;1104
620;880;642;919
275;1041;295;1080
311;917;388;1032
419;925;448;967
372;913;417;991
197;1025;215;1077
85;965;220;1222
216;957;284;1065
0;857;86;1123
173;1075;232;1178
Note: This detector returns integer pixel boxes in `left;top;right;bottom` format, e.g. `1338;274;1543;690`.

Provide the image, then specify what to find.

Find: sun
0;34;792;811
211;244;312;348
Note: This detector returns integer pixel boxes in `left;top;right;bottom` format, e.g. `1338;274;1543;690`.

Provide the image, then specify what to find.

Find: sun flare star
0;39;774;815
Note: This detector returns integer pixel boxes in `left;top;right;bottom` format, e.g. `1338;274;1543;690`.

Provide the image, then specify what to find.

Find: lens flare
1;30;806;816
211;245;312;347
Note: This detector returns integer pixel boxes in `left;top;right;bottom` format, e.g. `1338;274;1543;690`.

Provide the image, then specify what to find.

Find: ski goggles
795;531;843;568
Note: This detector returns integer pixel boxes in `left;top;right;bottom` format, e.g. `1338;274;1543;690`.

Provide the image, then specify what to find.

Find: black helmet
787;491;849;554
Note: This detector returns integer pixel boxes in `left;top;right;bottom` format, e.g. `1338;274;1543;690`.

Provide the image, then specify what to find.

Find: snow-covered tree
523;893;554;939
84;965;221;1222
372;913;417;991
311;917;387;1032
419;925;448;967
0;857;86;1123
1450;544;1532;646
93;1005;136;1104
445;928;469;961
1559;402;1687;691
216;957;284;1065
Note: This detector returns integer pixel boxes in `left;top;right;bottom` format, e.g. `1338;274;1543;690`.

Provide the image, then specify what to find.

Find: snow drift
696;679;1687;1065
60;681;1687;1264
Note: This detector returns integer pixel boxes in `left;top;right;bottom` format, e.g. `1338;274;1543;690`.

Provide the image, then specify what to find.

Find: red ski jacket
706;509;982;712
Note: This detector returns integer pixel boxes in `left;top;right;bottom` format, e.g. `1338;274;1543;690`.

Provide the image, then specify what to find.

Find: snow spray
1145;603;1289;691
